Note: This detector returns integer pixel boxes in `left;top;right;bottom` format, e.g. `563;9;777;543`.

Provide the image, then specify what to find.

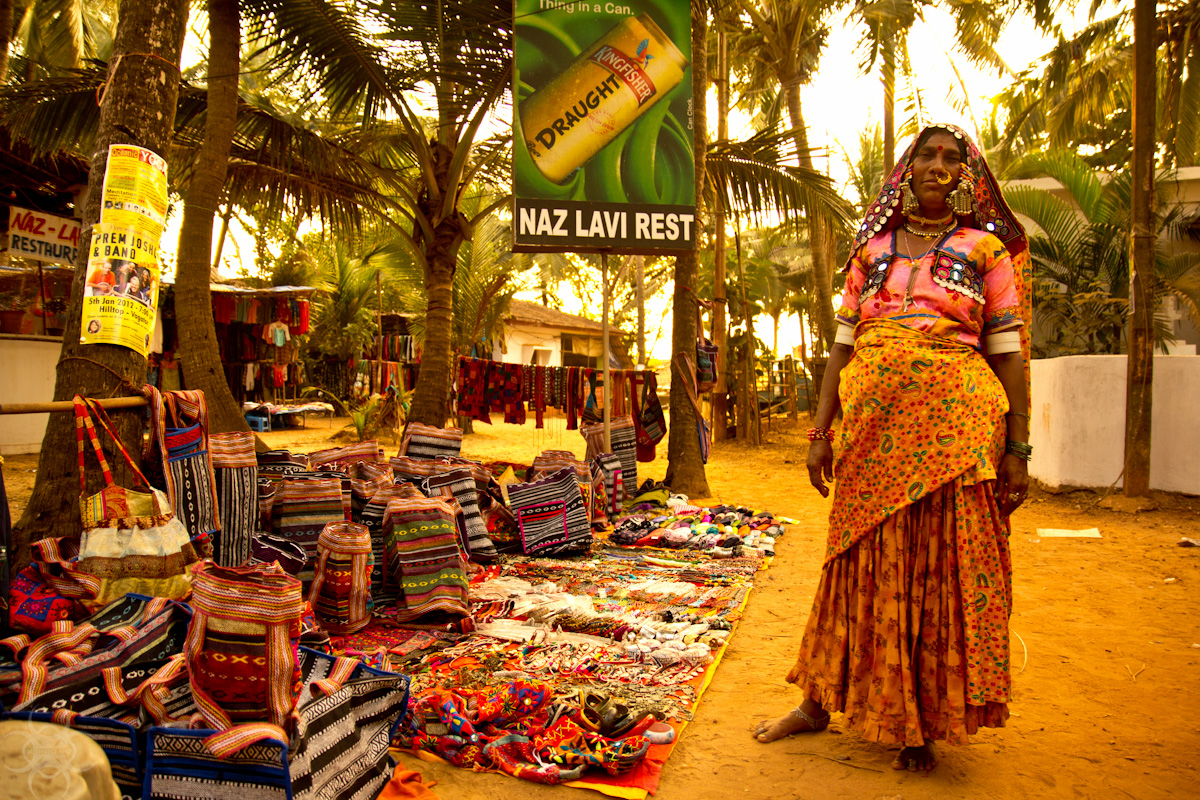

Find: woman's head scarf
847;122;1029;264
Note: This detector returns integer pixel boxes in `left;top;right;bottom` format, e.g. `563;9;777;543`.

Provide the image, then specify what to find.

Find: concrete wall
1030;355;1200;494
0;335;62;454
494;324;561;365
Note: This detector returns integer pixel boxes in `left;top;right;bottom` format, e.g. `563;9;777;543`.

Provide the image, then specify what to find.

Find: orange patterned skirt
786;474;1011;747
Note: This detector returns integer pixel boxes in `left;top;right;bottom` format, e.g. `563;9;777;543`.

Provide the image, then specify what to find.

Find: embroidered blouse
835;226;1023;353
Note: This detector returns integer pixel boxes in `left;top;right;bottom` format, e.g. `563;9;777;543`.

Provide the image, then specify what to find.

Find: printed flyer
80;145;167;355
512;0;694;253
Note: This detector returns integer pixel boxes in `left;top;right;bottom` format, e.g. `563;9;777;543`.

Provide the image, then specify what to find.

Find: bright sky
163;2;1118;363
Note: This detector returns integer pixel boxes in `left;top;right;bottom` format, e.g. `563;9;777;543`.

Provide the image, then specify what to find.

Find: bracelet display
1005;440;1032;461
806;426;835;442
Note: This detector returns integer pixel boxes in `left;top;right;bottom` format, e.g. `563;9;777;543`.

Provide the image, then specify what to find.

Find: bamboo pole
0;396;148;415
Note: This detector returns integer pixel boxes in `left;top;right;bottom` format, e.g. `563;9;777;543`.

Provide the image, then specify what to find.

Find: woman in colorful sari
753;123;1032;773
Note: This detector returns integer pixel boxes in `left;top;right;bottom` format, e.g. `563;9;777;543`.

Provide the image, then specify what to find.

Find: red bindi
937;145;944;151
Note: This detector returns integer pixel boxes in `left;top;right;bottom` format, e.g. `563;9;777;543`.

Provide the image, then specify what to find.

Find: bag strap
19;619;99;704
74;396;152;496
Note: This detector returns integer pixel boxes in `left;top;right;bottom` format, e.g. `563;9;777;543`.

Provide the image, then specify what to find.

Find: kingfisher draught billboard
512;0;695;253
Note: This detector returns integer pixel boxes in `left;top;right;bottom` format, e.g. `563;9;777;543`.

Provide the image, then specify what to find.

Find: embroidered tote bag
74;397;197;609
144;386;221;549
506;467;592;557
185;561;304;737
398;423;462;460
309;521;373;635
381;497;469;622
209;431;258;567
7;538;94;636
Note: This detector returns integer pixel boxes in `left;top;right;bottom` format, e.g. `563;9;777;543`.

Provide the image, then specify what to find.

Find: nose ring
935;172;952;185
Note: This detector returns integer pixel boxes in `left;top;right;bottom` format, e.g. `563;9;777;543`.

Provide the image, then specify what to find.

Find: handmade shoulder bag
143;387;221;551
398;423;462;460
309;521;373;635
74;396;197;609
507;467;592;557
209;431;258;567
695;301;719;393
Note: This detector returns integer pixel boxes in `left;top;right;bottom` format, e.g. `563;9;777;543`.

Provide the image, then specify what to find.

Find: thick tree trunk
783;83;836;349
882;33;895;171
12;0;188;571
711;12;729;443
407;141;464;429
0;0;12;83
175;0;249;435
664;0;710;498
1125;0;1155;496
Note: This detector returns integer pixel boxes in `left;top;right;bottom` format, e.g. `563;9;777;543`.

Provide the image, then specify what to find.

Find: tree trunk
12;0;188;571
783;83;836;349
1125;0;1155;496
882;32;896;171
407;142;464;429
711;12;729;442
175;0;249;436
0;0;12;84
664;0;710;498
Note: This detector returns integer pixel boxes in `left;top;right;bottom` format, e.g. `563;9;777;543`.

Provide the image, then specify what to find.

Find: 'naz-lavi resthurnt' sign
512;0;695;253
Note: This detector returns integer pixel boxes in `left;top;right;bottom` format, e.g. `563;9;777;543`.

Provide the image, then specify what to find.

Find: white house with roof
492;300;631;369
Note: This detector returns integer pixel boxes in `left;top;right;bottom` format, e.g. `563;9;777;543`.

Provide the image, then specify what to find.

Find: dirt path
5;414;1198;799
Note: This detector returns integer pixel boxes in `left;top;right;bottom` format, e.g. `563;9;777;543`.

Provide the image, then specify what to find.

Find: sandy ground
5;412;1199;800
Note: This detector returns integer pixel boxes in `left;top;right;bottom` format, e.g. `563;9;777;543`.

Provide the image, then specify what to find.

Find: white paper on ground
1037;528;1102;538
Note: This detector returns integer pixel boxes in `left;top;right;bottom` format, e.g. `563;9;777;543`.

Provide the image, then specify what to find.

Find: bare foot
891;743;937;773
753;701;830;743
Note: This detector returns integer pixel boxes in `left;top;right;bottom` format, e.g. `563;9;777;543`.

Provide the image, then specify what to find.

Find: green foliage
304;237;386;361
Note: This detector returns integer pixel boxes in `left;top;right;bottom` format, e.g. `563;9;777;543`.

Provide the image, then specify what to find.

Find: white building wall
1030;355;1200;494
494;324;561;365
0;336;62;454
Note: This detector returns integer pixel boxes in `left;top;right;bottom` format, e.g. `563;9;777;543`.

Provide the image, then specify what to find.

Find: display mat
333;517;783;798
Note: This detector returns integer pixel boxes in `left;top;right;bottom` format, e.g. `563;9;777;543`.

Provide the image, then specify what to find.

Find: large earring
950;167;975;215
900;169;919;215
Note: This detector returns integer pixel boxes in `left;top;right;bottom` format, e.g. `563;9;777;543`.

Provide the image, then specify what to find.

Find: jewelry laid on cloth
904;220;955;240
900;168;919;214
906;210;953;227
949;165;976;215
806;426;835;441
1005;440;1033;461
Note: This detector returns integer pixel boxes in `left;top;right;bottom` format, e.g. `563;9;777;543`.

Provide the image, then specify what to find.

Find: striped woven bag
209;431;257;567
381;497;468;622
580;416;638;492
422;467;498;562
308;441;384;470
184;561;304;746
398;423;462;460
507;466;592;557
270;476;347;586
144;387;221;549
357;484;425;605
309;521;373;635
593;453;625;518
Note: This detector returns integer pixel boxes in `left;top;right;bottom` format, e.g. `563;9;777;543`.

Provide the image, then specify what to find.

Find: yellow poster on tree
80;145;167;355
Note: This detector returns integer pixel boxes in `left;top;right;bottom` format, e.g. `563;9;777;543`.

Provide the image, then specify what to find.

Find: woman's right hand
807;440;835;498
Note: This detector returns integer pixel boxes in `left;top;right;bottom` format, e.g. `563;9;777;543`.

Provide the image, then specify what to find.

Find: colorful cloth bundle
423;467;498;562
507;467;592;557
398;423;463;460
310;521;374;635
270;476;347;585
381;497;469;621
209;431;258;567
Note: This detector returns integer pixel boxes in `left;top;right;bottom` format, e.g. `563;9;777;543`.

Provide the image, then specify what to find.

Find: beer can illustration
520;13;689;185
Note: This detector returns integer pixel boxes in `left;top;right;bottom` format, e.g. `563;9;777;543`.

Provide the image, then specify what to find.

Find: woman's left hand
995;453;1029;516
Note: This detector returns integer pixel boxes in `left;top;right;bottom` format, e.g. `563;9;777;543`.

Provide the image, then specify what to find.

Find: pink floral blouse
835;226;1023;351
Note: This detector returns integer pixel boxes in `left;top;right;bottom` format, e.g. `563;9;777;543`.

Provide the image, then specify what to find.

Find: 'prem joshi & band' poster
80;145;167;356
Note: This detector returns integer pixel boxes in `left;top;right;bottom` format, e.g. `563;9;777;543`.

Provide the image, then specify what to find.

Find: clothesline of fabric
212;295;311;333
373;335;419;362
454;355;656;430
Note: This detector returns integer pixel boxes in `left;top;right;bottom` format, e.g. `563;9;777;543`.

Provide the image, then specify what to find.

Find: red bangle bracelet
806;426;835;441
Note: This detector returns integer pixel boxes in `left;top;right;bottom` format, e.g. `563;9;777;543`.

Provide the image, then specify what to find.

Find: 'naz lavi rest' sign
512;0;695;253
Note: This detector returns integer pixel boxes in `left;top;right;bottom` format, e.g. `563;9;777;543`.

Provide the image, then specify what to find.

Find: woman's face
128;275;141;292
909;131;963;215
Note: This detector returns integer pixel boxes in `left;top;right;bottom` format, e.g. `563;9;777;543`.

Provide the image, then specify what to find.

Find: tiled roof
506;299;627;336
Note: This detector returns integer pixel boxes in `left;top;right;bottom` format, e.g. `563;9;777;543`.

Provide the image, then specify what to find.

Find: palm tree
11;0;188;570
1002;150;1200;356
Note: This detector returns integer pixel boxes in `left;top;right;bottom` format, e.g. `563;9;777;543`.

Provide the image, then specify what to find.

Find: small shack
495;299;631;369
